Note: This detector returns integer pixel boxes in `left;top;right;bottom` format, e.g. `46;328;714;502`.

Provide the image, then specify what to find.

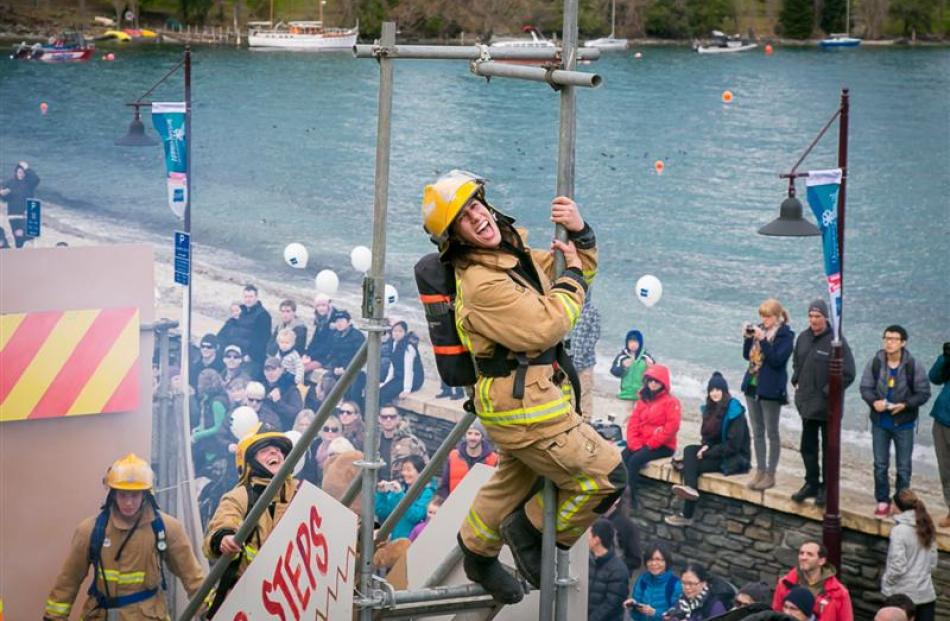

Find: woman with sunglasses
337;401;365;450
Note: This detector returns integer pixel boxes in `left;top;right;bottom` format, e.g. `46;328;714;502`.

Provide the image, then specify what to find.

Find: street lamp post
758;88;850;570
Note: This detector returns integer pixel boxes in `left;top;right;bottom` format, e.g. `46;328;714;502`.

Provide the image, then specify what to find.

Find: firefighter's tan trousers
459;422;625;556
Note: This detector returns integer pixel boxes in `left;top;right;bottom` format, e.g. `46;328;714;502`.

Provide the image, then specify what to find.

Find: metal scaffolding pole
358;20;397;621
375;408;477;543
470;61;601;88
177;343;367;621
353;43;600;62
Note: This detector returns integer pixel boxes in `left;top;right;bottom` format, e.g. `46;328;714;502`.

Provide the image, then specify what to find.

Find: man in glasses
859;325;931;517
190;333;225;389
377;405;427;481
220;344;250;385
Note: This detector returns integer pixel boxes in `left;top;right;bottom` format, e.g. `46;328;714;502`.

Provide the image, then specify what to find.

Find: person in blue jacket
929;342;950;528
666;372;751;526
375;454;435;540
624;543;682;621
741;298;794;491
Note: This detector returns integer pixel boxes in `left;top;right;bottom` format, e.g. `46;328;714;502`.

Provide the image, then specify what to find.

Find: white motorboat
248;20;357;50
695;30;758;54
489;26;556;50
584;0;628;50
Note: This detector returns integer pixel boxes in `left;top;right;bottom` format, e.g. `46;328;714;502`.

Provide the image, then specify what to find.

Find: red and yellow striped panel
0;307;140;422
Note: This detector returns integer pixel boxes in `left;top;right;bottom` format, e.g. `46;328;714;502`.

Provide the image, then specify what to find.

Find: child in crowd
611;329;654;422
275;328;305;384
409;495;443;541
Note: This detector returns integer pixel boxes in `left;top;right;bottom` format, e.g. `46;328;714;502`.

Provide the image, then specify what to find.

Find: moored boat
695;30;758;54
819;34;861;48
248;20;357;50
11;32;95;63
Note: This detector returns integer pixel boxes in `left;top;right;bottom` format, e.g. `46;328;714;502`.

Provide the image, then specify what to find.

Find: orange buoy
654;160;665;175
105;52;116;61
765;43;773;55
40;101;48;114
721;90;734;104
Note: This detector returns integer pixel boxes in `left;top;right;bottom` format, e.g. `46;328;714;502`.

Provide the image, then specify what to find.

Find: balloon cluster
282;242;398;306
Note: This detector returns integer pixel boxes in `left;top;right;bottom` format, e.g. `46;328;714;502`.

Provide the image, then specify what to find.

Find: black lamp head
116;103;158;147
759;186;820;237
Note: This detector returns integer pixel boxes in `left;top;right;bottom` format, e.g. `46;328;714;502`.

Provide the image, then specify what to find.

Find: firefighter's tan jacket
44;505;204;620
454;226;596;448
203;476;297;576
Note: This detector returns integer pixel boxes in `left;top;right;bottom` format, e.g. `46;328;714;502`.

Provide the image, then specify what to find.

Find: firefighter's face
114;490;145;518
453;200;501;249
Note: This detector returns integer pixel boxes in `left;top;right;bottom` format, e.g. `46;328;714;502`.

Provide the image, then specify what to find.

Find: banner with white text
806;168;843;340
150;101;188;219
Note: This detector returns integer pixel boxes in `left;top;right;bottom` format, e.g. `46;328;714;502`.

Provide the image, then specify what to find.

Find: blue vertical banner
805;168;843;340
25;199;41;237
151;102;187;220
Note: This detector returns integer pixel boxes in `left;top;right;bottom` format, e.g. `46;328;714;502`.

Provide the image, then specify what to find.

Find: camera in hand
744;322;756;336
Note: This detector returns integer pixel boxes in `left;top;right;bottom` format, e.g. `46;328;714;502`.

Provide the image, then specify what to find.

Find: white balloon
284;430;304;475
384;284;399;308
315;269;339;295
635;274;663;308
350;245;372;273
283;243;309;269
230;406;259;439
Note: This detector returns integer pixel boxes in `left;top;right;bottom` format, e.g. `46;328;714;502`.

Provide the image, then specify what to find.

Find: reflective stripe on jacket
453;227;596;448
45;506;204;620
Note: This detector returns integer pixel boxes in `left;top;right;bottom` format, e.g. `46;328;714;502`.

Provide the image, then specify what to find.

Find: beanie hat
738;581;772;604
808;299;829;319
783;586;815;616
469;419;487;438
200;333;218;348
706;371;729;394
331;309;351;322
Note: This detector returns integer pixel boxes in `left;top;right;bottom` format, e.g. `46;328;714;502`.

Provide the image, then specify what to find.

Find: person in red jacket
773;540;854;621
622;364;681;506
436;420;499;499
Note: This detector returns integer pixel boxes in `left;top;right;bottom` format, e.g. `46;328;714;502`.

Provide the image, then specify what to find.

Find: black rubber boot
500;507;543;589
459;537;524;604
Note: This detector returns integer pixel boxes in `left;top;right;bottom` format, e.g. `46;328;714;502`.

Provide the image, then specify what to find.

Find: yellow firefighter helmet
421;170;486;245
235;426;293;482
104;453;154;491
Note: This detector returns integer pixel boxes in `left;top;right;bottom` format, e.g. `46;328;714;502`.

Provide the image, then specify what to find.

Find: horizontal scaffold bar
471;61;602;88
353;43;600;62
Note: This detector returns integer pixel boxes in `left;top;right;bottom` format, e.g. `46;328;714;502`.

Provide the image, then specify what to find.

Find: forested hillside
4;0;947;41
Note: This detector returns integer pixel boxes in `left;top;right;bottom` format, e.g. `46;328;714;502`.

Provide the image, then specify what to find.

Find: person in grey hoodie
790;299;855;507
881;489;938;621
859;325;931;517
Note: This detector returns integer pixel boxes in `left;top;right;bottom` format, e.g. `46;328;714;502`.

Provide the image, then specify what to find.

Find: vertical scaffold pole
545;2;580;619
359;20;397;621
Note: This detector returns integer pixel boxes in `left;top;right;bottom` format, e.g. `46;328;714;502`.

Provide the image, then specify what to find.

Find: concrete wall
0;244;154;619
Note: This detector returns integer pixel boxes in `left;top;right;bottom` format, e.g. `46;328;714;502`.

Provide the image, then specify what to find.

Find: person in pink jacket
622;364;681;506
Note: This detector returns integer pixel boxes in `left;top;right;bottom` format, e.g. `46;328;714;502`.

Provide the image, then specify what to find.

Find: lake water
1;43;948;445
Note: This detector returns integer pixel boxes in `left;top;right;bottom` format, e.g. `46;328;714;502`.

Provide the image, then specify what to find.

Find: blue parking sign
26;199;41;237
174;230;190;286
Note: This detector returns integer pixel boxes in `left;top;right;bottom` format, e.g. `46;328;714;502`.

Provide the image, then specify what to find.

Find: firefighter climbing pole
179;1;600;618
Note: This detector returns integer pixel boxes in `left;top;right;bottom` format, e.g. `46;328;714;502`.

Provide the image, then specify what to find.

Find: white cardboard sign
215;481;358;621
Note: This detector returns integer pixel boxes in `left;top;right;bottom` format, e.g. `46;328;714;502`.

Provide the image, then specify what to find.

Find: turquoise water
1;44;948;434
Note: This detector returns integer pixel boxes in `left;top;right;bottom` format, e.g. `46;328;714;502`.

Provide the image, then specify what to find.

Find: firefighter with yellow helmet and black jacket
420;170;627;603
44;454;205;620
203;425;296;617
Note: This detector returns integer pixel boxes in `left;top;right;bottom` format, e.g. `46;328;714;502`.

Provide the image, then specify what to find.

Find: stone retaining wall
632;475;949;621
398;396;950;621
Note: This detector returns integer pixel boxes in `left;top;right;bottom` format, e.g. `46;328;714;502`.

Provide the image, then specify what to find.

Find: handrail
176;342;368;620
